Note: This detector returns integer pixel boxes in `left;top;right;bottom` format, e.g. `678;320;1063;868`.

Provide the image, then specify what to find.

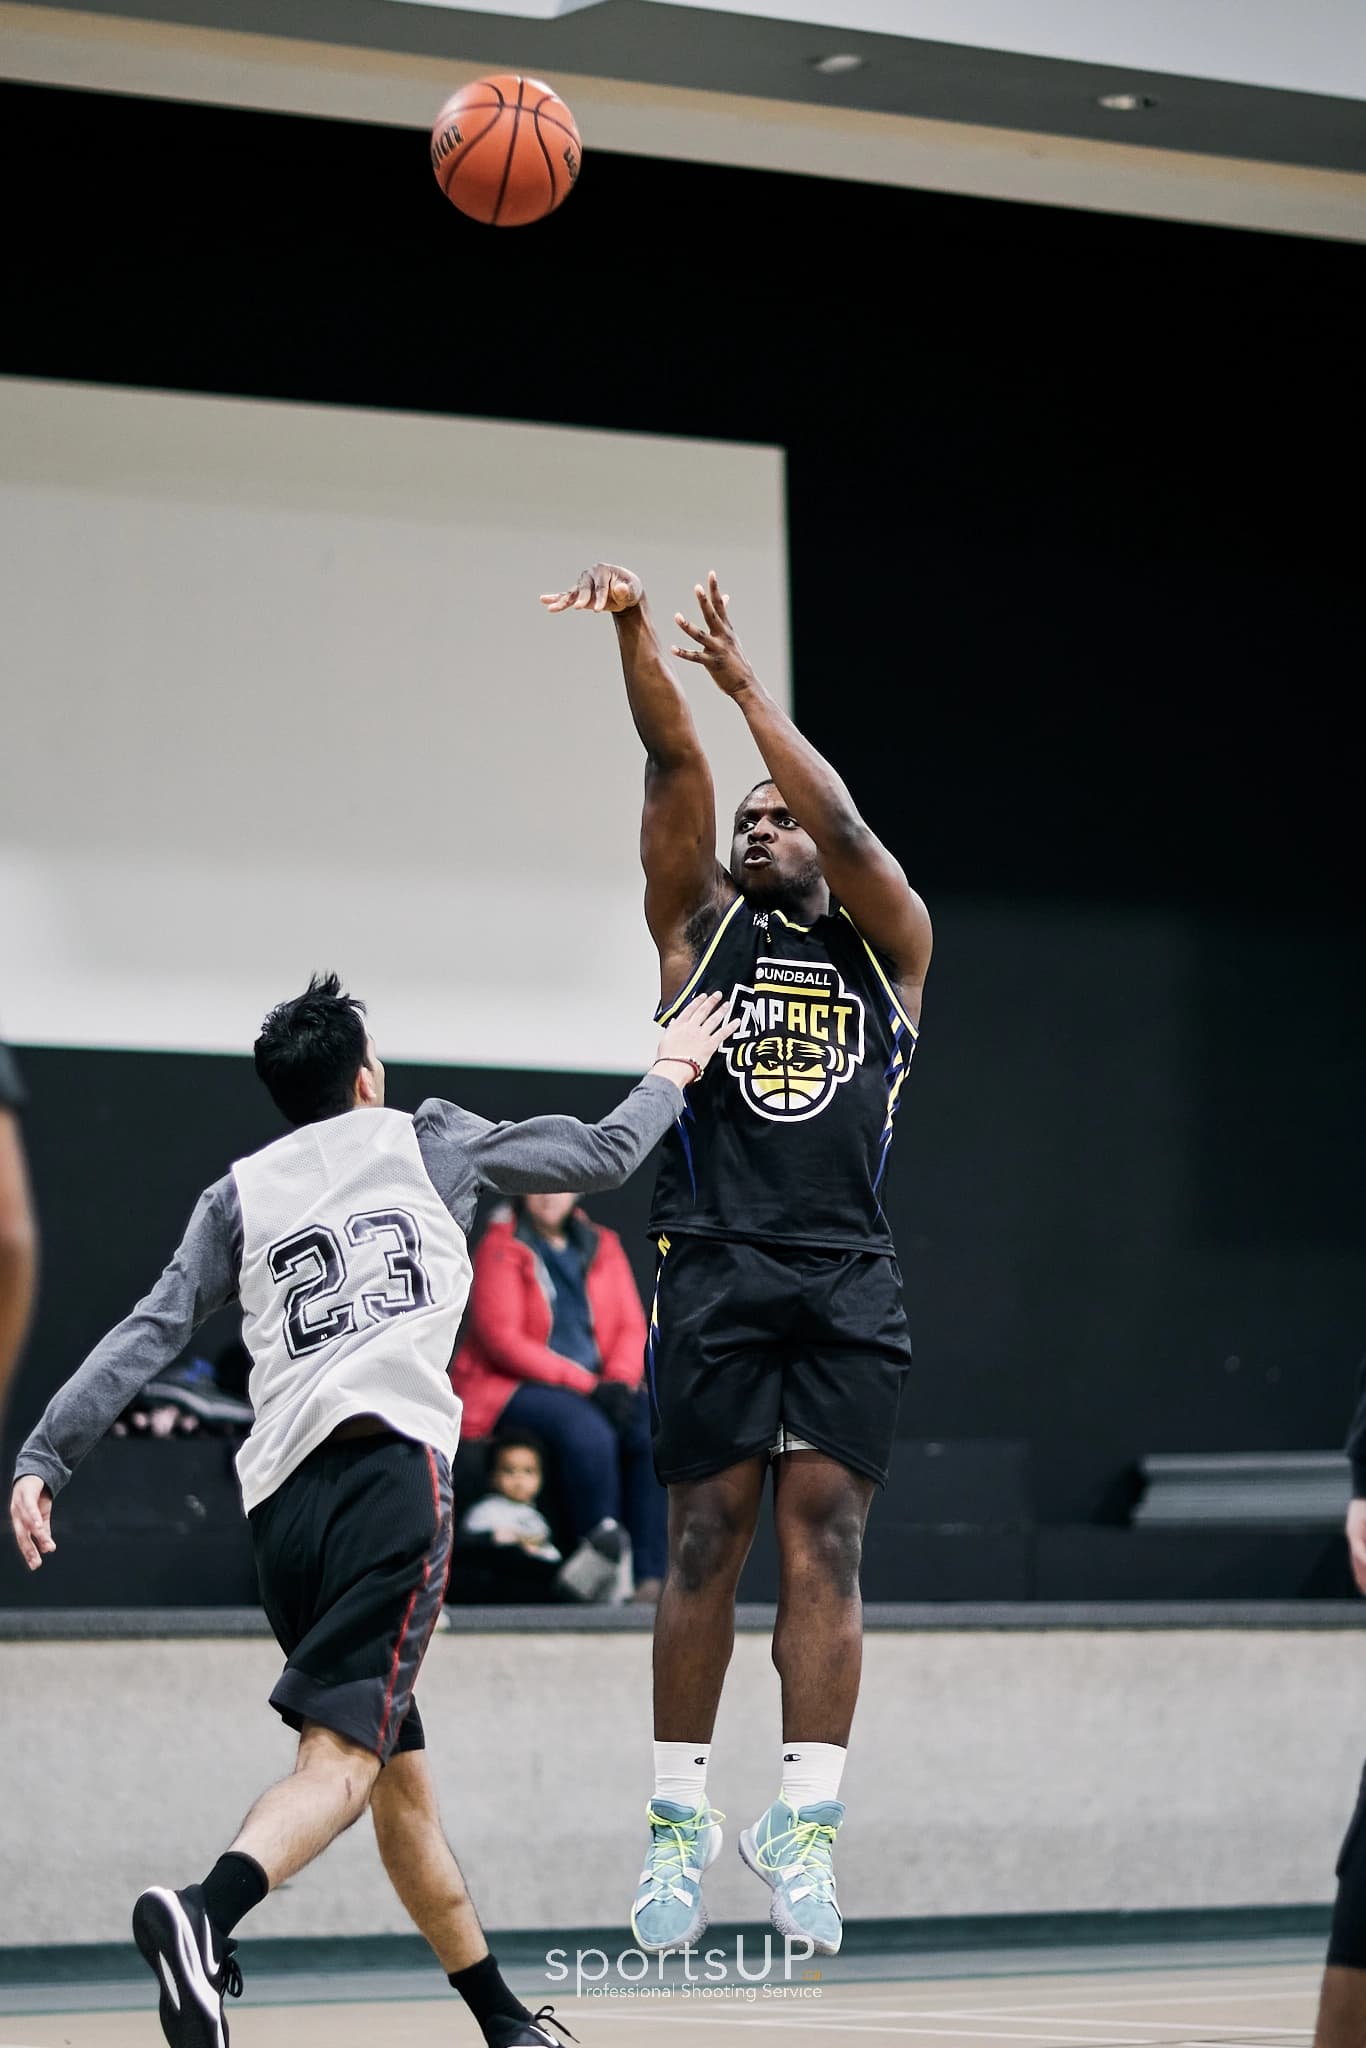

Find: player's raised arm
542;564;730;991
673;571;933;1008
8;1180;239;1570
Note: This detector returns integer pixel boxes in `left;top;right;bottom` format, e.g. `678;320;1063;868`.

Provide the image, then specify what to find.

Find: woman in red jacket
452;1193;667;1598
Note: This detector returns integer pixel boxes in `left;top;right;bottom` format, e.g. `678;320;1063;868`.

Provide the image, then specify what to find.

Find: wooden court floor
0;1951;1323;2047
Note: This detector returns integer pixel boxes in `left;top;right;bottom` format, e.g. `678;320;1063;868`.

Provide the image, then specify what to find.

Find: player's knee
336;1758;381;1820
795;1507;865;1597
298;1729;381;1816
672;1504;748;1593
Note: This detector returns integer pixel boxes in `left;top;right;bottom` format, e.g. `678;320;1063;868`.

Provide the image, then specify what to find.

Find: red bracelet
655;1056;703;1084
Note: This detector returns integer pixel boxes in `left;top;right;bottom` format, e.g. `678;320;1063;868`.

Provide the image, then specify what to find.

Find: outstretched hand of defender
540;564;643;615
10;1475;55;1572
671;572;756;699
653;992;735;1082
1347;1500;1366;1598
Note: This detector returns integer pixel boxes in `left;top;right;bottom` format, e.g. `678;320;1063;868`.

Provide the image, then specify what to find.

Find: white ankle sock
653;1741;710;1811
780;1742;847;1809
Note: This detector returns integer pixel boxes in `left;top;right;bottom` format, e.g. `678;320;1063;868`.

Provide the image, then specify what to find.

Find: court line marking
952;1985;1318;2013
628;2011;1311;2034
847;2020;1309;2036
580;2017;1156;2040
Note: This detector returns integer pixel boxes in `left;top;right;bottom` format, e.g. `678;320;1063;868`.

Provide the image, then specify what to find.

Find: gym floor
0;1932;1323;2046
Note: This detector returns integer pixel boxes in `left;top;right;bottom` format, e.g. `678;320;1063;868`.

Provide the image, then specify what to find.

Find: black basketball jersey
649;896;918;1254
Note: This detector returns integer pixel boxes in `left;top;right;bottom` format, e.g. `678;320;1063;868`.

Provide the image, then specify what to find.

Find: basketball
430;75;582;228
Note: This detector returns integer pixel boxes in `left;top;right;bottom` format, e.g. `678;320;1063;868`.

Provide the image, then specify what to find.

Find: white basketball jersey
232;1108;469;1512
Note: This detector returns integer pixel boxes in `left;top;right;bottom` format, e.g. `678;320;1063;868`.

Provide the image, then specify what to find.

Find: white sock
780;1741;847;1810
653;1741;710;1812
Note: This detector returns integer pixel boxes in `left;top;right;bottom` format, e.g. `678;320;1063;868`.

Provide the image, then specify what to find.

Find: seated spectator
452;1431;624;1605
461;1433;563;1564
112;1352;254;1439
452;1194;667;1601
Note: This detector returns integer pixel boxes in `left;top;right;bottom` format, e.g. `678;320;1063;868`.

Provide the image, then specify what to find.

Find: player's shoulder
414;1095;486;1141
183;1170;244;1259
413;1097;497;1184
832;905;924;1035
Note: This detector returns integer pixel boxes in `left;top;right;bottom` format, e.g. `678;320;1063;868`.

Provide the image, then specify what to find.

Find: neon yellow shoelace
755;1816;839;1901
641;1805;724;1897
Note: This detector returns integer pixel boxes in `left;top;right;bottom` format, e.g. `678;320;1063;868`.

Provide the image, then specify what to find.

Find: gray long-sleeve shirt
15;1076;682;1506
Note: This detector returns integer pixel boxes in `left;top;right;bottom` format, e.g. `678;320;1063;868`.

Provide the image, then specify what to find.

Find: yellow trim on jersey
838;907;920;1040
883;1060;909;1131
656;896;747;1023
649;1237;670;1334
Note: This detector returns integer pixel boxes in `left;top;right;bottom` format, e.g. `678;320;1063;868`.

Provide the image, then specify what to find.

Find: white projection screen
0;378;790;1073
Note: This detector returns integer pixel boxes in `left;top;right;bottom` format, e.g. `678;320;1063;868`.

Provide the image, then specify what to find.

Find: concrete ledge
1;1600;1363;1639
3;1624;1363;1940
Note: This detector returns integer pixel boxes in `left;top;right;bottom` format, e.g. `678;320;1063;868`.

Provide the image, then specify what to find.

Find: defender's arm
418;995;733;1209
9;1180;239;1569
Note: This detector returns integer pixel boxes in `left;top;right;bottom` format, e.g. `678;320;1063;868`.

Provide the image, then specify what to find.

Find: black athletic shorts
645;1234;912;1488
248;1431;453;1764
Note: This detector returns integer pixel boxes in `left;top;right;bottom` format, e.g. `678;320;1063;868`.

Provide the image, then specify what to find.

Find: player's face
730;785;823;905
494;1447;542;1503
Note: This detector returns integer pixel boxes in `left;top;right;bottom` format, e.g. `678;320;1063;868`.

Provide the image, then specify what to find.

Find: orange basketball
430;75;582;228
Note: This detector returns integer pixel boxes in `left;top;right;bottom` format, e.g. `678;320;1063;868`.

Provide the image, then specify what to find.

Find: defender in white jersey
9;973;729;2048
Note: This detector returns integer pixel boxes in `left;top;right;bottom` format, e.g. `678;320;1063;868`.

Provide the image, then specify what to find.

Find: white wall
0;1625;1359;1944
0;376;789;1072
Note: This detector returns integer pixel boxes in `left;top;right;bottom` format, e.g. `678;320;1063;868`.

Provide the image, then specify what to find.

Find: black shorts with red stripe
249;1431;452;1762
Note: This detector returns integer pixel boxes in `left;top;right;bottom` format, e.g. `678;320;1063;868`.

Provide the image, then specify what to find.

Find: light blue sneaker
629;1799;723;1953
738;1796;845;1955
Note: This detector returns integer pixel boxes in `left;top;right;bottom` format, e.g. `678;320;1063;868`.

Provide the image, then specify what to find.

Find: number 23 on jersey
268;1208;435;1358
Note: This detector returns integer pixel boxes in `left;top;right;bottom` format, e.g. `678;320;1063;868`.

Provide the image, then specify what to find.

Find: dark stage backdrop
2;83;1362;1536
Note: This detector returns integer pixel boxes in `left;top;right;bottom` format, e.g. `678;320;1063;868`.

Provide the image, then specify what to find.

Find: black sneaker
488;2006;579;2046
132;1885;244;2047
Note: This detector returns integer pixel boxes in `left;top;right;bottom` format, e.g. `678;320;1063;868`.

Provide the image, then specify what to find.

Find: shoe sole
629;1823;723;1955
132;1888;228;2048
737;1828;843;1957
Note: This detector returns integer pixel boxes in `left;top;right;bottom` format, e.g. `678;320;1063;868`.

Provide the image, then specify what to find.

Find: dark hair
254;972;369;1126
489;1431;545;1473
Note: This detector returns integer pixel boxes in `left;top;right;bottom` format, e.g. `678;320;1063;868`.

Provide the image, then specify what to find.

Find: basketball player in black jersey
544;563;932;1956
